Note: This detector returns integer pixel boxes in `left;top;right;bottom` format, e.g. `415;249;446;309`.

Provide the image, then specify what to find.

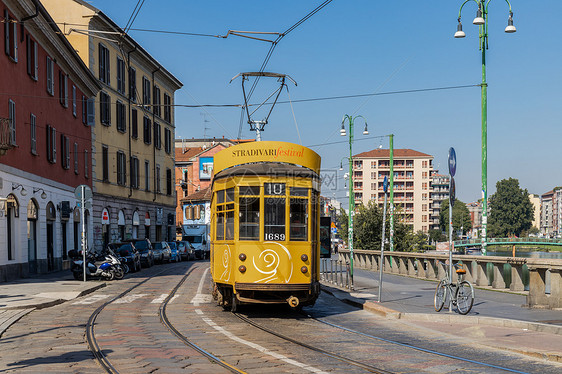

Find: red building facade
0;0;99;280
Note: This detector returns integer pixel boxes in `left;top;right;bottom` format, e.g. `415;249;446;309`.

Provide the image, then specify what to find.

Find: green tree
488;178;534;237
411;230;429;252
439;199;472;238
428;229;446;244
354;201;383;250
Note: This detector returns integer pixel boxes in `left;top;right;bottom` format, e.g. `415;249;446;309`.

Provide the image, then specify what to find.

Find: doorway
27;200;38;274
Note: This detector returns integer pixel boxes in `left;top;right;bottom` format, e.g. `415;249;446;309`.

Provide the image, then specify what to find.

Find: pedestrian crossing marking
190;294;213;304
114;294;148;304
151;294;180;304
73;294;111;305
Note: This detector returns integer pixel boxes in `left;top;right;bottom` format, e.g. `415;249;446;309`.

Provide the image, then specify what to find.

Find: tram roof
212;141;321;175
213;163;319;181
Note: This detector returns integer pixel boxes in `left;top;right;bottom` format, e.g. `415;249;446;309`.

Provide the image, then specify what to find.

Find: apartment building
352;149;434;233
430;172;449;231
43;0;183;249
0;0;100;280
541;190;554;236
528;193;541;231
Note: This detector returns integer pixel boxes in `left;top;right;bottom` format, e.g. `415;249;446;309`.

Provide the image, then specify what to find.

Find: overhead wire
124;0;146;33
237;0;335;139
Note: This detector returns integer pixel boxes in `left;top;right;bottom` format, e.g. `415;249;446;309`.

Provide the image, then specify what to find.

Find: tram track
232;306;531;374
305;314;530;373
234;312;393;374
85;263;245;374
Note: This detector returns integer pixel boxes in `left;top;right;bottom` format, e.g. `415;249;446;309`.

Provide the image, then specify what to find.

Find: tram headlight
301;254;308;262
239;265;247;273
301;266;308;274
239;253;247;261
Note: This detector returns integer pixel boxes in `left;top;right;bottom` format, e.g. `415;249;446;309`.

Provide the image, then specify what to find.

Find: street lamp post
454;0;516;255
340;114;369;289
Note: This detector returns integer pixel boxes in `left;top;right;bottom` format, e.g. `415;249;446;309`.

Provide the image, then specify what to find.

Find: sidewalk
0;270;105;337
322;268;562;363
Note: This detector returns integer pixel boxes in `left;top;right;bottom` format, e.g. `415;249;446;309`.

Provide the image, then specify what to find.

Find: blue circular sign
448;147;457;177
383;176;388;193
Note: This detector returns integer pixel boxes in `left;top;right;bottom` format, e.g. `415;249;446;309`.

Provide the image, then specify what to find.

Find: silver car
153;241;172;263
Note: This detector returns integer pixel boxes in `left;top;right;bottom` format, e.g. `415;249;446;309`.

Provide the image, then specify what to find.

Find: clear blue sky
90;0;562;207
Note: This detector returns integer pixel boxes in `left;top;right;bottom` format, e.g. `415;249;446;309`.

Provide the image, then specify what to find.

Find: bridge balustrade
338;249;562;309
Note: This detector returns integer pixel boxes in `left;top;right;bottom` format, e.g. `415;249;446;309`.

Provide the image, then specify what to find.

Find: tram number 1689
265;233;286;241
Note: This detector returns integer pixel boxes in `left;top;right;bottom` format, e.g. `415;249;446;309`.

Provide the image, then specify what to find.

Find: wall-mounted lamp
12;183;27;196
33;187;47;199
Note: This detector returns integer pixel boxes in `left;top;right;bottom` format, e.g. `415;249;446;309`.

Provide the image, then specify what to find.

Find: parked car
167;241;181;262
153;241;172;263
131;238;154;268
176;241;195;261
115;243;142;272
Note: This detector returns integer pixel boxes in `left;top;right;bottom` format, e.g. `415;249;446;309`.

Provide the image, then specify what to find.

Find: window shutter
13;20;17;62
66;137;70;169
46;125;51;162
52;128;56;163
87;98;95;126
4;11;9;56
34;42;38;78
26;34;31;75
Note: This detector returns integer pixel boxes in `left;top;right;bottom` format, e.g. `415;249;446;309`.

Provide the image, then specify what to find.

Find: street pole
448;193;453;312
480;5;488;256
348;119;355;289
378;180;388;303
341;115;368;290
455;0;516;256
389;134;394;252
81;185;86;282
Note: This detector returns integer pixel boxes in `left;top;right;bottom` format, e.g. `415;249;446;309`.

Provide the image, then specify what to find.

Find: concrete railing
338;249;562;309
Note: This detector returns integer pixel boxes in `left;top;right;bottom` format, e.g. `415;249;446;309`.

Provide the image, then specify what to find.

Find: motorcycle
69;249;124;281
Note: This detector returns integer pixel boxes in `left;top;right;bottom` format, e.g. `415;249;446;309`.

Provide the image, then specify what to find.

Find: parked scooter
69;249;124;281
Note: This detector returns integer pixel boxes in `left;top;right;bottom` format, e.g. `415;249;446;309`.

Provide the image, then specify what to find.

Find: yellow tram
210;141;322;311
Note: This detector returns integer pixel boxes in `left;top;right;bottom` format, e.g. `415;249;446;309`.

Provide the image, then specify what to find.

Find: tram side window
239;186;260;241
215;188;234;241
290;197;308;241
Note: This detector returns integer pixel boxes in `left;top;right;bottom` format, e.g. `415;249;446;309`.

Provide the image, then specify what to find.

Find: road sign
448;147;457;177
383;176;388;193
74;185;92;201
449;177;456;208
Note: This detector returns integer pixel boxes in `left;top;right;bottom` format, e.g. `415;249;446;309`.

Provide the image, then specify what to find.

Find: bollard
330;259;334;284
339;261;343;287
345;260;348;289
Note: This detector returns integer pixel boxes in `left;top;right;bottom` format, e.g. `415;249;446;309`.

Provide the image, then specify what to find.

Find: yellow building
42;0;183;249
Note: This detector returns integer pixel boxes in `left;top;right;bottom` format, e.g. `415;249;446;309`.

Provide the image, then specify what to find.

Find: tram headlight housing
301;254;308;262
239;253;246;261
301;266;308;274
239;265;247;273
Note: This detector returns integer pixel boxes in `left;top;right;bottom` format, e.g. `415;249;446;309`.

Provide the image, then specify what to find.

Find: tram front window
265;197;285;241
239;186;260;240
290;198;308;241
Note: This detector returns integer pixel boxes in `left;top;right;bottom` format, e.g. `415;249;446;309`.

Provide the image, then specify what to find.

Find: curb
321;284;562;363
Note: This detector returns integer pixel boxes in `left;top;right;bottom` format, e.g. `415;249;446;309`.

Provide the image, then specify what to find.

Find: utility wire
124;0;147;33
237;0;334;139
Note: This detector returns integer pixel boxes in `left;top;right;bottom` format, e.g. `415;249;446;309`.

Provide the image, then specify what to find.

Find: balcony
0;118;13;156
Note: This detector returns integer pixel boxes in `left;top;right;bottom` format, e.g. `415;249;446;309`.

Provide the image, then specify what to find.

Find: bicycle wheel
455;281;474;315
434;280;447;312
